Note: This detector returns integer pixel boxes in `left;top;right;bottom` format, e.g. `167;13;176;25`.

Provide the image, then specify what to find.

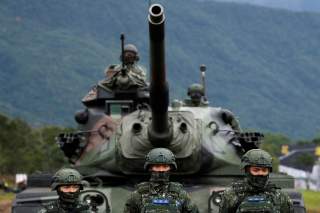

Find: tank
12;4;305;213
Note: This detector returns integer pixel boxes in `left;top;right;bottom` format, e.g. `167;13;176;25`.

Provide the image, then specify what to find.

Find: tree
0;113;69;175
261;133;292;172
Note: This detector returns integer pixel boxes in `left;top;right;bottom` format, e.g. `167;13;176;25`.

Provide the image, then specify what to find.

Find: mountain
1;0;320;139
213;0;320;12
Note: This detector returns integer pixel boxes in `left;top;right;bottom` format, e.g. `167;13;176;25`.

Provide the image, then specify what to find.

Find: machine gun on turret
120;33;127;76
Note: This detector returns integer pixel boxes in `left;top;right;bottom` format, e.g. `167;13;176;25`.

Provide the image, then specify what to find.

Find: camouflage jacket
113;64;147;81
37;200;91;213
219;181;294;213
101;64;147;90
124;181;199;213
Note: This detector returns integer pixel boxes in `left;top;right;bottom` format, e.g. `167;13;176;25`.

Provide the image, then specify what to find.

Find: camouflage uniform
113;64;146;82
219;149;294;213
124;148;199;213
38;168;91;213
220;181;293;213
119;43;147;81
101;44;147;90
38;200;90;213
105;63;146;88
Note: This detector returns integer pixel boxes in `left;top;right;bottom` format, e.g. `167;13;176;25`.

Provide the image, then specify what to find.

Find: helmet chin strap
150;171;170;182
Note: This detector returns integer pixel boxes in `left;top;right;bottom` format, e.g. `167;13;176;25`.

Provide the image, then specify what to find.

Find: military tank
12;3;305;213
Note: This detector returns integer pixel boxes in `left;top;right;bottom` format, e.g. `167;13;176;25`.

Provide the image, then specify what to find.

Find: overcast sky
212;0;320;12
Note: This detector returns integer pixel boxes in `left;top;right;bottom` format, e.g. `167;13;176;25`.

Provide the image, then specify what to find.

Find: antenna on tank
200;64;207;102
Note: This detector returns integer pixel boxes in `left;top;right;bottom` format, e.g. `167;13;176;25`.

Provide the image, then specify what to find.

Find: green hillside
1;0;320;139
0;113;68;174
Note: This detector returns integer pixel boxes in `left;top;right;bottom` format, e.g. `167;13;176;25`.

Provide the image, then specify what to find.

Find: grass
0;192;14;202
301;190;320;212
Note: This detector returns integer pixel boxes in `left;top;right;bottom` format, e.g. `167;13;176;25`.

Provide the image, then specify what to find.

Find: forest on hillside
1;0;320;139
0;113;69;174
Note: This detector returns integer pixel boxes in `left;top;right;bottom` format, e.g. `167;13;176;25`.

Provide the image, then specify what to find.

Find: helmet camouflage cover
124;44;138;55
188;83;204;96
122;44;139;63
144;148;177;171
51;168;83;190
240;149;273;171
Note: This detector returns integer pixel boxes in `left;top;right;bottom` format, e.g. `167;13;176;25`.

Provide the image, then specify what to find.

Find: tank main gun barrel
148;4;172;147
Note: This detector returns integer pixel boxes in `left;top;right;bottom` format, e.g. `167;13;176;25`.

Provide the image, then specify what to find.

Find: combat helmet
187;83;204;97
124;44;138;54
144;148;177;171
122;44;139;61
51;168;83;190
240;149;273;172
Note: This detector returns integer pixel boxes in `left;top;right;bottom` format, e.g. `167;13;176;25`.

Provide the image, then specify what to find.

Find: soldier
101;44;147;90
83;43;147;104
219;149;294;213
183;84;208;107
38;168;91;213
124;148;199;213
118;43;146;81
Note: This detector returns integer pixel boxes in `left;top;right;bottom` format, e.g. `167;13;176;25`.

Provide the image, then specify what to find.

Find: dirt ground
0;200;12;213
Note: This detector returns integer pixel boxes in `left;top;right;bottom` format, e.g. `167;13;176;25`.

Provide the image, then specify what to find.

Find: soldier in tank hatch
219;149;294;213
102;43;147;90
124;148;199;213
119;44;146;81
183;83;208;107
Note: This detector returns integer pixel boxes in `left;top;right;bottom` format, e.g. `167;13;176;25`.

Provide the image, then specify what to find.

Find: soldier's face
151;164;171;172
248;166;269;176
124;51;136;64
59;185;80;193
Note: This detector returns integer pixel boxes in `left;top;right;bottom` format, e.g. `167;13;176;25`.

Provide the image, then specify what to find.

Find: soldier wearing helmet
118;44;146;81
124;148;199;213
121;44;140;65
38;168;91;213
101;43;147;90
219;149;294;213
183;83;208;107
